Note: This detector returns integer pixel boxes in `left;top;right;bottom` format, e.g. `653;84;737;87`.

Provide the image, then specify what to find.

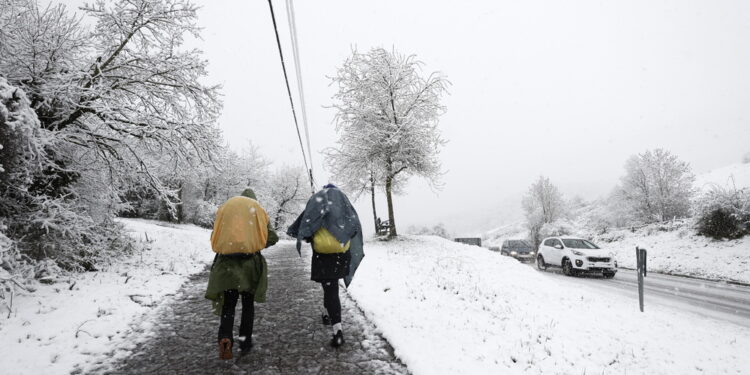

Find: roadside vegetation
520;149;750;248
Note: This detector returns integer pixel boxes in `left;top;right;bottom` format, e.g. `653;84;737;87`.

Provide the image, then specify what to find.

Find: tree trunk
385;175;397;238
176;182;184;224
370;170;378;234
274;210;283;231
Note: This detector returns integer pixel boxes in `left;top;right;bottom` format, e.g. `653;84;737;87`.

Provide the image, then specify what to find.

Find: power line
267;0;315;193
285;0;315;188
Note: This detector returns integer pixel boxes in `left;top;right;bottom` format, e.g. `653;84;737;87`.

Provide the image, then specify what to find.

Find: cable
285;0;315;188
267;0;315;193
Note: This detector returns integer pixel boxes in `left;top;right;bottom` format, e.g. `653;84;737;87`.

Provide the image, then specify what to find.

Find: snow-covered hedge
694;186;750;239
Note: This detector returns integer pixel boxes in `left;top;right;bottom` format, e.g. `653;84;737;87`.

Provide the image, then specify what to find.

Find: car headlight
571;250;584;256
511;251;517;255
530;251;535;255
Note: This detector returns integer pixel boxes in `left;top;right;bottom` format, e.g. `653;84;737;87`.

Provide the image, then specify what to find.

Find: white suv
536;237;617;278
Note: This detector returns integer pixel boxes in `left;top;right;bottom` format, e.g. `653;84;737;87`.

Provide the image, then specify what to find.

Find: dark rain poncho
287;185;364;286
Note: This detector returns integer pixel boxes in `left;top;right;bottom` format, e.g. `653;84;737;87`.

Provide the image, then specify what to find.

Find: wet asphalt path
97;243;409;375
528;261;750;328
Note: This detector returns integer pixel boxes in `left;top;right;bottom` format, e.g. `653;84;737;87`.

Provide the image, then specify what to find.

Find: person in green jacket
205;188;278;360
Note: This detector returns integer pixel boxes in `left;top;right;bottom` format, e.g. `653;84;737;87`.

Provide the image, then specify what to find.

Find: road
529;263;750;328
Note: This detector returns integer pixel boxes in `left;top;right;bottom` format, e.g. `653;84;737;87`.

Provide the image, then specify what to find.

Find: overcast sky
61;0;750;235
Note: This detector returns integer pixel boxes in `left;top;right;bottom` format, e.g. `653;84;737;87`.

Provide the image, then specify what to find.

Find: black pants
218;289;254;343
321;280;341;325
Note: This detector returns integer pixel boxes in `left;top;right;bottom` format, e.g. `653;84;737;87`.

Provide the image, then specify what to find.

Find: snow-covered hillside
0;219;213;374
481;222;527;248
695;162;750;192
592;221;750;283
483;162;750;282
348;235;750;374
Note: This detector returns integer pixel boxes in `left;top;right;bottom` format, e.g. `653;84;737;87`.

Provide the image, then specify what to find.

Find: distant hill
694;162;750;192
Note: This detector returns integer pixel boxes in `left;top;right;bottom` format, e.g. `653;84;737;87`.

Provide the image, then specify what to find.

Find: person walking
287;184;364;348
205;188;277;360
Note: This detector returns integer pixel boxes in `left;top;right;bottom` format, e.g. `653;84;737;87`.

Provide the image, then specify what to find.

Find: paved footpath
103;243;409;375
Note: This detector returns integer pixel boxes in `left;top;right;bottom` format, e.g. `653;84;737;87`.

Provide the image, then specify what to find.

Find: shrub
191;200;217;229
694;186;750;239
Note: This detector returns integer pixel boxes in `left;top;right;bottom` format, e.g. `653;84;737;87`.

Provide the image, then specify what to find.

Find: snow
482;163;750;283
592;223;750;284
0;219;213;375
589;162;750;284
3;218;748;374
695;162;750;192
348;235;750;375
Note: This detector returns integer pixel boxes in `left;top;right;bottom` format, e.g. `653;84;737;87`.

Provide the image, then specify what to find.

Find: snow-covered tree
522;176;565;247
261;166;307;231
328;47;449;237
0;0;221;270
324;144;385;232
619;149;695;223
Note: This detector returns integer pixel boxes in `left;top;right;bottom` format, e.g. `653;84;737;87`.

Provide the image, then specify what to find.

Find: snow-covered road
532;265;750;328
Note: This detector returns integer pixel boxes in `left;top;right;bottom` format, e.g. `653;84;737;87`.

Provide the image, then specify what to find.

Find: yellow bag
312;227;350;254
211;196;269;254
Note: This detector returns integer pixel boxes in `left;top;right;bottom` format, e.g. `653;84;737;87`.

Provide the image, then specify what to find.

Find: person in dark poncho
205;188;278;360
287;184;364;348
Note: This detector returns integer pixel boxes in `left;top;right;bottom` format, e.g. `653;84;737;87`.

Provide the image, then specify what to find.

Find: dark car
500;239;536;261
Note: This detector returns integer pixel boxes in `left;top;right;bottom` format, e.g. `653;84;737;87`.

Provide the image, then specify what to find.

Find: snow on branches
327;47;449;237
619;149;695;223
0;0;222;273
522;176;566;247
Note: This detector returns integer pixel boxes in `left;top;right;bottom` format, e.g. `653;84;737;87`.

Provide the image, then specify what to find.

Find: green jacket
205;253;268;315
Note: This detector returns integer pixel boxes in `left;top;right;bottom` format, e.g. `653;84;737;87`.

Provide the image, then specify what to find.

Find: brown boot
218;338;233;360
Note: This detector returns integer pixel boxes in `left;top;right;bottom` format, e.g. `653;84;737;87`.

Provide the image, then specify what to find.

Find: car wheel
562;258;574;276
537;255;547;271
603;271;616;279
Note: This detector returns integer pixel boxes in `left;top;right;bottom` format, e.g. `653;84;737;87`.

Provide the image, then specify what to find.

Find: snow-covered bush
694;186;750;239
406;223;451;239
191;200;218;229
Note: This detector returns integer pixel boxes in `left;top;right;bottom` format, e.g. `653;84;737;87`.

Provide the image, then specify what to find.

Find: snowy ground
3;219;749;374
0;219;213;375
348;235;750;375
